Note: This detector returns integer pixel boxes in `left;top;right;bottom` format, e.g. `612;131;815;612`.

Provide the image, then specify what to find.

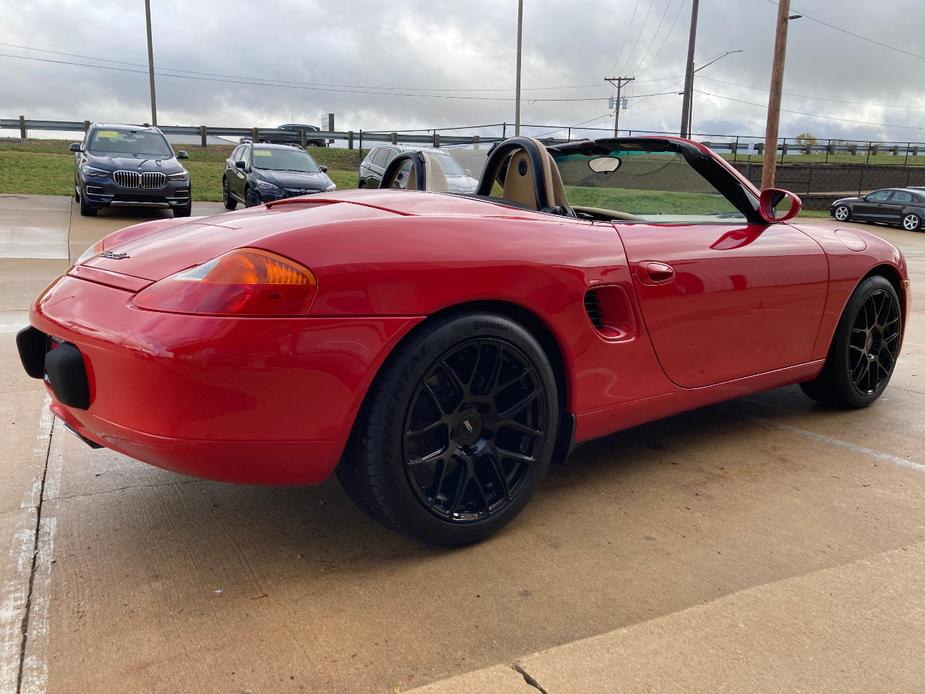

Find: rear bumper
22;275;422;484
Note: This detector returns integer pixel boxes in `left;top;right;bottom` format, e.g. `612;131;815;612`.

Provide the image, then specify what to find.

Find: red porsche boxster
18;137;908;545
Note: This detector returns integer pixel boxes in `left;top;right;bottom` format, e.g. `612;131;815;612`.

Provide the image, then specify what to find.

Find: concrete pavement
0;195;923;693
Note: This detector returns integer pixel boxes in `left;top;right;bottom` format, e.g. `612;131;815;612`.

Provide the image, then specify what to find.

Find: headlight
81;165;110;177
255;180;279;191
167;170;189;181
324;183;337;192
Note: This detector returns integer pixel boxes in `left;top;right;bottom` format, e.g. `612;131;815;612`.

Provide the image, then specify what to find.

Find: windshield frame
548;138;762;225
251;146;321;174
87;128;174;158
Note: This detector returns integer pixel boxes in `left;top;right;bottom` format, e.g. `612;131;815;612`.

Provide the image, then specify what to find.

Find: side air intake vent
584;290;604;330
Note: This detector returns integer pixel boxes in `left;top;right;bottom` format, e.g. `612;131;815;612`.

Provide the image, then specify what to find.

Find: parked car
359;145;478;193
70;124;191;217
222;142;336;208
831;188;925;231
239;124;326;147
20;136;907;545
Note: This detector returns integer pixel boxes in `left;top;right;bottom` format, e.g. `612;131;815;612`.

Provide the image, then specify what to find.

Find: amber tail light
133;248;317;316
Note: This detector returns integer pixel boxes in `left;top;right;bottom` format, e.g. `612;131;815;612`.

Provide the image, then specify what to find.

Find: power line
618;0;657;75
0;41;606;95
631;0;676;73
694;88;925;132
762;0;925;62
0;52;613;103
698;75;925;111
644;0;688;70
608;0;642;75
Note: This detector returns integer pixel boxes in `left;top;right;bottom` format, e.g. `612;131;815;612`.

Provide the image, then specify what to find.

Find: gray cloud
2;0;924;142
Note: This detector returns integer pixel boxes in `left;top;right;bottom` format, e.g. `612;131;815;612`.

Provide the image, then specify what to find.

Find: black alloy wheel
847;287;901;396
801;275;902;408
222;178;237;210
338;313;559;545
402;337;548;522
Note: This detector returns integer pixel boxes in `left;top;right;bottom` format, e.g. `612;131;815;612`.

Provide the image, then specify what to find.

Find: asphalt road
1;195;923;693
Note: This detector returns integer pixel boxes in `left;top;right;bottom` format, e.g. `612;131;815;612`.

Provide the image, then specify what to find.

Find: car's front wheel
338;313;559;545
78;189;97;217
222;178;237;210
902;213;921;231
833;205;851;222
244;187;261;208
800;275;902;408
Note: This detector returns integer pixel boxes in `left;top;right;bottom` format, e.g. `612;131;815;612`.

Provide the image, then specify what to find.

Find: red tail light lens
133;248;317;316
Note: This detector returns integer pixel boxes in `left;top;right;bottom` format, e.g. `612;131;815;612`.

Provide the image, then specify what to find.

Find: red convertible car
18;137;907;545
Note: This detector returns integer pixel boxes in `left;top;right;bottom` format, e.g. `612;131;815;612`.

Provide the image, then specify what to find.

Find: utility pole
144;0;158;126
604;76;635;137
762;0;795;189
514;0;523;136
679;0;699;138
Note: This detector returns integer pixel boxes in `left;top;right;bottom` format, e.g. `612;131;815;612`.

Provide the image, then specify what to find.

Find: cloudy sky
2;0;924;143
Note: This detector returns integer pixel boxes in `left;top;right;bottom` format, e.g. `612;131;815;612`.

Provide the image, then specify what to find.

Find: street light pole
679;0;699;138
144;0;158;126
514;0;523;136
688;49;743;136
762;0;796;189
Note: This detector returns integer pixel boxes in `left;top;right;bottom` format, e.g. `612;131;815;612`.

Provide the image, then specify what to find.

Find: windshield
552;143;749;223
430;152;465;176
252;147;320;173
88;129;173;157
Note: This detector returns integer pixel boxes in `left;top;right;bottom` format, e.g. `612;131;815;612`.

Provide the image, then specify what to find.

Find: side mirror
69;143;81;152
176;150;189;160
320;165;328;173
759;188;801;223
235;160;246;170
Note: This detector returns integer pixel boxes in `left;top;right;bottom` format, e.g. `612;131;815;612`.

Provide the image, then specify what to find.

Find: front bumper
20;274;422;484
81;176;191;209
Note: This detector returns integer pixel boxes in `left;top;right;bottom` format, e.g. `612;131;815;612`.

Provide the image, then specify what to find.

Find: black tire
833;205;851;222
222;178;237;210
337;313;559;546
901;213;921;232
244;187;261;208
358;180;367;189
800;275;902;408
79;190;98;217
174;202;192;218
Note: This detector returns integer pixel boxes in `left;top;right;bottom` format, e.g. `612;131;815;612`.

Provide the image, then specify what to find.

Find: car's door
885;189;913;224
853;189;892;221
555;140;830;389
230;145;250;198
617;222;829;387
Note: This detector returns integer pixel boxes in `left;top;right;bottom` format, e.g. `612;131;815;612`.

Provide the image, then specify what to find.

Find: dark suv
71;124;191;217
239;124;326;147
359;145;478;193
223;142;336;208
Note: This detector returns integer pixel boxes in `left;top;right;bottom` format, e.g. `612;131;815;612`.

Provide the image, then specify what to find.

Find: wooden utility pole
762;0;793;189
679;0;699;138
514;0;524;136
144;0;158;126
604;76;635;137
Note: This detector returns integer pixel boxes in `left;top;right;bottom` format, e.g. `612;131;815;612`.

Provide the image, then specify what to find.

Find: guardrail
3;116;924;165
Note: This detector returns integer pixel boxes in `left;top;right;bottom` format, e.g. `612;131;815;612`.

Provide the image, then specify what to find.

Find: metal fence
4;116;925;165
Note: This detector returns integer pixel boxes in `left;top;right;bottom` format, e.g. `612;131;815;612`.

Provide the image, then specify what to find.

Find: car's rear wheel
338;313;559;545
833;205;851;222
800;275;901;408
902;213;921;231
78;191;98;217
222;178;237;210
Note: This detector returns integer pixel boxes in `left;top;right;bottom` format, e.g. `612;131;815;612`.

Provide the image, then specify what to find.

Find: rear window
88;129;172;157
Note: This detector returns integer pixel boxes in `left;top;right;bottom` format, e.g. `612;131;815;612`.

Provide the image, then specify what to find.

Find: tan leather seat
499;137;571;213
421;152;449;193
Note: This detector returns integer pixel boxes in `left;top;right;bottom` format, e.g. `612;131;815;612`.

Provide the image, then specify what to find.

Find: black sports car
222;142;336;209
71;124;191;217
831;188;925;231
